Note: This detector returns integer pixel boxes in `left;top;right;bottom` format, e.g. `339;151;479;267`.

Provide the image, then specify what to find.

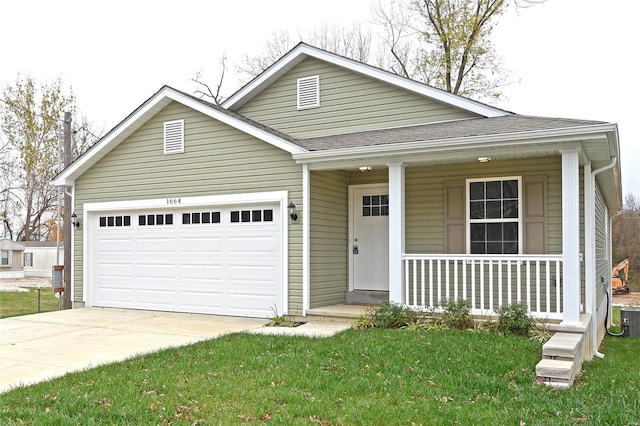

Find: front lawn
0;289;60;318
1;328;639;425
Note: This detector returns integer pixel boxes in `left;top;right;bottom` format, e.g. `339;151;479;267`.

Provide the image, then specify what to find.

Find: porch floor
306;304;374;321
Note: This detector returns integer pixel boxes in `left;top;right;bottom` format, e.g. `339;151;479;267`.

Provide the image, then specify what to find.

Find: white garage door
90;203;282;318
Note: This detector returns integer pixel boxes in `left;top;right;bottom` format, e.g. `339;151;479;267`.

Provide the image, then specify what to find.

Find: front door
350;184;389;291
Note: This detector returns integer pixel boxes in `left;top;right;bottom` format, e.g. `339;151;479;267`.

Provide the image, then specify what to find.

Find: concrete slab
542;332;583;360
0;307;353;394
250;321;352;337
0;308;268;393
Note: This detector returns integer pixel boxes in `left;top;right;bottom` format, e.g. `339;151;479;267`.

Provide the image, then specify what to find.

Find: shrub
359;302;417;329
441;299;473;330
352;309;376;330
495;302;535;336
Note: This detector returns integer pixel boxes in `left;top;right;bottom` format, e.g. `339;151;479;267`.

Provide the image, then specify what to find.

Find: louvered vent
164;119;184;154
297;75;320;110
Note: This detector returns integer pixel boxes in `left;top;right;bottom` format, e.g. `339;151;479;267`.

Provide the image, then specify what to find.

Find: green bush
495;302;535;336
366;302;418;329
441;299;473;330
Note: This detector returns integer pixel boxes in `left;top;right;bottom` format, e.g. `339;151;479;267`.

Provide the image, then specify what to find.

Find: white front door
350;184;389;291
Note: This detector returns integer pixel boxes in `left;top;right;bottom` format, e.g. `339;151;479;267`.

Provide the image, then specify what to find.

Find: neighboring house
53;43;622;362
21;241;64;277
0;238;26;279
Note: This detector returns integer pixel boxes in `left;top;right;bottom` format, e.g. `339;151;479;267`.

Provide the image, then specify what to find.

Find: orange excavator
612;259;631;294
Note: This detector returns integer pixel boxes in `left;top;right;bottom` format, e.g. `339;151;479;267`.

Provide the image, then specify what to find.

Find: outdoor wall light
71;212;80;228
288;201;298;221
358;166;372;172
477;157;491;163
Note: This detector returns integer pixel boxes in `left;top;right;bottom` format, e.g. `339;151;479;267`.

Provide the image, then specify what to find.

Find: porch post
388;163;405;305
302;164;310;315
561;149;581;325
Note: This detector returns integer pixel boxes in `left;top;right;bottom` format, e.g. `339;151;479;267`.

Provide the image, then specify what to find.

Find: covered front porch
301;150;586;326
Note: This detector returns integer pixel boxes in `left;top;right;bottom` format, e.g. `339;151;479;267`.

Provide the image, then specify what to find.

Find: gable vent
164;119;184;154
297;75;320;110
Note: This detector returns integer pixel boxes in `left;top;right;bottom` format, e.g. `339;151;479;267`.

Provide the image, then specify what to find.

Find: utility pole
63;112;72;309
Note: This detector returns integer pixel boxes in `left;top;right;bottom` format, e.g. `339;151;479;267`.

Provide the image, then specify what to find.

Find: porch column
302;164;310;315
388;163;405;305
561;149;581;325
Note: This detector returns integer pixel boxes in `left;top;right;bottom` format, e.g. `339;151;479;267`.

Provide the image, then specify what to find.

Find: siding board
73;101;303;313
309;170;349;307
238;57;477;138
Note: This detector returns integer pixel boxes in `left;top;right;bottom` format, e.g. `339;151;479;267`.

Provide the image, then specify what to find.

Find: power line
71;124;101;141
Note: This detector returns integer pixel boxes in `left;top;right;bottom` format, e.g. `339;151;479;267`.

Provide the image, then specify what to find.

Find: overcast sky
1;0;638;200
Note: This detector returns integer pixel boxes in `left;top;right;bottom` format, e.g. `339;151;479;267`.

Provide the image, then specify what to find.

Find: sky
1;0;638;201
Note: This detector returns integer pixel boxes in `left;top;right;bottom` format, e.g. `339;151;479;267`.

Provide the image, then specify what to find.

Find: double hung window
467;177;521;254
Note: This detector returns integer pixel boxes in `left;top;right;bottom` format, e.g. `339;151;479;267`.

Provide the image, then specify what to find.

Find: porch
304;152;585;326
310;254;564;321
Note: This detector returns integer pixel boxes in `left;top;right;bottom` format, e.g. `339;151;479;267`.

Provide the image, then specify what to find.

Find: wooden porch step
536;359;579;388
542;332;584;363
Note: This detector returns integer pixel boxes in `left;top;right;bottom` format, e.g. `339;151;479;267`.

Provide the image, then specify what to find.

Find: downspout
589;156;617;359
608;209;623;328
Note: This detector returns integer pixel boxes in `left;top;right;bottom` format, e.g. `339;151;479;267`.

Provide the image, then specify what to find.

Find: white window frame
466;176;523;255
297;75;320;110
164;119;184;154
1;250;9;267
24;252;33;267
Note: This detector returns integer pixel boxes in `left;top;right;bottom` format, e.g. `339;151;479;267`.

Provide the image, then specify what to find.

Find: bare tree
374;0;510;102
191;54;230;106
1;75;75;241
72;113;102;158
235;30;296;82
196;0;543;103
234;24;374;84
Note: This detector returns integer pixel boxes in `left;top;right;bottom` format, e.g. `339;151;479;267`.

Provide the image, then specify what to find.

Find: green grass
1;327;639;425
0;289;60;318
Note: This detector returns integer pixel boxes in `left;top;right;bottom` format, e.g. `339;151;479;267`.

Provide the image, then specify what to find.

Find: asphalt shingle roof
297;115;608;151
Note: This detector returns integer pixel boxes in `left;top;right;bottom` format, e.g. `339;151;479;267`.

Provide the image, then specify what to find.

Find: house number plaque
166;198;181;205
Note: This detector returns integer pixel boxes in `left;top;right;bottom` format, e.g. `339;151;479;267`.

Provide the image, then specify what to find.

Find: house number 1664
166;198;181;205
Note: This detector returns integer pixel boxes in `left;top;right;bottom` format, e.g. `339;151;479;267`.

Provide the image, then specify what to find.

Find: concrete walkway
0;308;351;394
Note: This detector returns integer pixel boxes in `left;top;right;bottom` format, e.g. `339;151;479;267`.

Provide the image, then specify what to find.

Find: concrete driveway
0;308;269;394
0;307;352;394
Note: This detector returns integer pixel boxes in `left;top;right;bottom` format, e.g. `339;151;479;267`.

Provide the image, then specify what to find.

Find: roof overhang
223;43;510;118
52;86;305;187
294;123;622;211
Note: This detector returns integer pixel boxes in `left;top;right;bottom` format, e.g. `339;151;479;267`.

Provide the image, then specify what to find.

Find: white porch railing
402;254;564;320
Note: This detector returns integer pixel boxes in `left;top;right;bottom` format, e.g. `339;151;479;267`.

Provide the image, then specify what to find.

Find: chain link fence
0;277;62;318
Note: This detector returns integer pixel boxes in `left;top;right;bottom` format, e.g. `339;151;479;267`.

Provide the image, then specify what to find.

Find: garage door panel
91;202;283;318
228;292;278;316
138;239;176;255
96;287;134;306
229;264;278;283
138;288;175;305
180;264;223;280
137;264;176;279
228;236;277;254
180;237;224;253
180;291;225;310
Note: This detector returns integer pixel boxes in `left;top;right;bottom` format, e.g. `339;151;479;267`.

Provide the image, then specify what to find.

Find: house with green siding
53;43;622;368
